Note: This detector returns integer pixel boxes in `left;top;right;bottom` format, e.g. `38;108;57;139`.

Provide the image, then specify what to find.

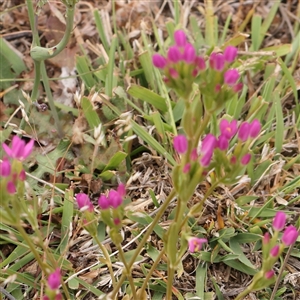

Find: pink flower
200;134;217;167
76;193;93;211
174;30;187;47
173;135;188;154
273;211;286;231
224;46;238;63
241;153;251;165
265;270;275;279
195;56;206;71
190;148;198;161
249;119;261;138
7;181;16;194
0;158;11;177
220;119;237;139
183;43;196;63
217;135;229;151
270;245;280;257
167;46;181;63
98;195;110;209
224;69;240;86
47;268;61;290
233;83;243;93
282;226;298;246
183;163;191;173
19;169;26;181
263;232;270;245
188;237;207;252
169;68;179;79
117;183;126;197
152;54;167;69
209;53;225;71
2;136;34;161
238;122;250;141
108;189;123;208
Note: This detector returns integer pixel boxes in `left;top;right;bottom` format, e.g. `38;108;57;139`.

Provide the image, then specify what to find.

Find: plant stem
139;249;165;294
110;188;177;299
116;244;137;299
166;264;175;300
94;235;117;287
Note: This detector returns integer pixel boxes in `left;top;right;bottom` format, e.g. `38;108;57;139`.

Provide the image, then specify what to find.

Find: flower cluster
75;183;126;235
250;211;299;290
0;136;34;195
43;268;62;300
173;119;261;170
152;30;241;103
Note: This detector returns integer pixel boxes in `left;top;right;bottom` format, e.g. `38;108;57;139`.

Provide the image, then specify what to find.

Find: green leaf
127;85;170;113
103;151;127;171
195;263;207;300
76;55;95;88
131;120;176;165
274;92;284;153
60;189;74;254
81;96;101;130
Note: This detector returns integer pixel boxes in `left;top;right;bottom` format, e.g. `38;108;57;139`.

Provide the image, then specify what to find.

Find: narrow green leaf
195;263;207;300
274;93;284;153
76;56;95;88
251;15;262;51
60;189;74;254
93;9;110;53
131;120;176;165
127;85;169;112
103;151;127;171
106;36;118;97
81;96;101;129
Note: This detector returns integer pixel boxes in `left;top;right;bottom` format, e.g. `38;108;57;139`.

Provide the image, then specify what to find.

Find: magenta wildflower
200;134;217;167
188;237;207;252
249;119;261;138
238;122;250;141
233;82;243;93
241;153;251;165
117;183;126;197
98;195;110;209
152;54;167;69
270;245;280;257
19;169;26;181
183;43;196;63
217;135;229;151
173;135;188;154
183;163;191;173
0;158;11;177
220;119;237;139
209;53;225;71
263;232;270;245
108;189;123;208
190;148;198;161
47;268;61;290
7;181;16;194
282;226;298;246
2;136;34;161
224;69;240;86
174;30;187;47
169;68;179;79
195;56;206;70
272;211;286;231
224;46;238;63
76;193;93;211
265;270;275;279
167;46;181;63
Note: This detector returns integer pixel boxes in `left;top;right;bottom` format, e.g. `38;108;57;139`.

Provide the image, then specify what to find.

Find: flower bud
224;46;238;63
167;46;181;63
152;54;167;68
173;135;188;154
238;122;250;141
282;225;298;246
249;119;261;138
174;30;187;47
0;158;11;177
272;211;286;231
241;153;251;165
224;69;240;86
270;245;280;257
47;268;61;290
183;43;196;63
